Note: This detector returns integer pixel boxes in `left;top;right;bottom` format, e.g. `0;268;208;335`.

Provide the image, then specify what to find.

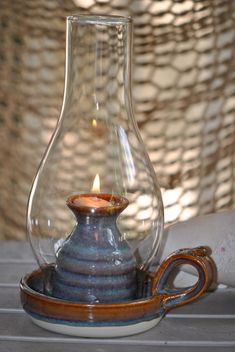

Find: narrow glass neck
63;15;132;119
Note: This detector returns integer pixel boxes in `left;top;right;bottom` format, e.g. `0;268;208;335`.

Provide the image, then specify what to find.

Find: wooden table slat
0;313;234;345
1;342;235;352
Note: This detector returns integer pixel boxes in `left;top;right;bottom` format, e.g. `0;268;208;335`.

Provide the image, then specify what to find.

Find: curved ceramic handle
151;246;214;311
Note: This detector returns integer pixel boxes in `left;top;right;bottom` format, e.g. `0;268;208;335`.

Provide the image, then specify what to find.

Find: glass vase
27;14;164;302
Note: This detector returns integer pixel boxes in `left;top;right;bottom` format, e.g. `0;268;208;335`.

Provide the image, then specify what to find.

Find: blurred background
0;0;235;240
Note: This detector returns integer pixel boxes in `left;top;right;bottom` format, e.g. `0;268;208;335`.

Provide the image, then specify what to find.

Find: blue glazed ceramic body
52;194;137;303
21;246;212;338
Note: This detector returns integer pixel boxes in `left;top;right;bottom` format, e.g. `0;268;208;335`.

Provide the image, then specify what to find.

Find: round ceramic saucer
20;266;163;338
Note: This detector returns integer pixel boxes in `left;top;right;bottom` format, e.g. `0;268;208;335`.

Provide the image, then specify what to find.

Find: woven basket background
0;0;235;240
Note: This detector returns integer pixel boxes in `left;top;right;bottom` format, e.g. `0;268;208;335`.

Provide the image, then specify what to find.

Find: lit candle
91;173;101;193
71;174;112;208
73;196;111;208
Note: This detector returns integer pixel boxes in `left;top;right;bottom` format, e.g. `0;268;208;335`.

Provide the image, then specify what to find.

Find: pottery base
30;315;162;338
20;266;165;338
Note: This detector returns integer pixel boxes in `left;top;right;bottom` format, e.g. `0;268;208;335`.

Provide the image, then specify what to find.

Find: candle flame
92;119;97;128
91;174;100;193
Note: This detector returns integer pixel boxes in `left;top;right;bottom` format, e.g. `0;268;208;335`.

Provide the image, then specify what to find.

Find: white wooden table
0;241;235;352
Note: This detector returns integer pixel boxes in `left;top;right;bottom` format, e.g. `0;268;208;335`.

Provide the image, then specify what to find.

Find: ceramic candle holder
51;193;137;303
20;246;213;338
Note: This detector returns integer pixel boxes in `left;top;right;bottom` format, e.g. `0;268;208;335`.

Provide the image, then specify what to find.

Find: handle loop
151;246;214;311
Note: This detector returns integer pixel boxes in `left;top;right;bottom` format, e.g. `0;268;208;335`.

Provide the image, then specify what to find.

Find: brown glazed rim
20;267;160;322
66;193;129;216
20;247;213;322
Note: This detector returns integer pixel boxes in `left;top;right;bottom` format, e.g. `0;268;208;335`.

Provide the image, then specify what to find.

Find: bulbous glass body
27;15;164;279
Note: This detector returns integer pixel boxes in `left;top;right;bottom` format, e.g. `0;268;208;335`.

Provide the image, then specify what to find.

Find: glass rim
67;14;132;25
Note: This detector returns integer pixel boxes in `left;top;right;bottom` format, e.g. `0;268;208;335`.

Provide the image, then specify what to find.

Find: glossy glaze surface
20;246;213;337
52;193;137;303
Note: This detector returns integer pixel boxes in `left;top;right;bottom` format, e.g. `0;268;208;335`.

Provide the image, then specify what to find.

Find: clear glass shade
27;15;164;273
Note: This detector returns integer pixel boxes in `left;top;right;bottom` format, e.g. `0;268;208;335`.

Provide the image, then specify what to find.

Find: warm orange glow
92;119;97;128
91;174;100;193
74;196;110;208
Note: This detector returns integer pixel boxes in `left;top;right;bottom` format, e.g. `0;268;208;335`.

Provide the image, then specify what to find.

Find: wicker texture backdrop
0;0;235;239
